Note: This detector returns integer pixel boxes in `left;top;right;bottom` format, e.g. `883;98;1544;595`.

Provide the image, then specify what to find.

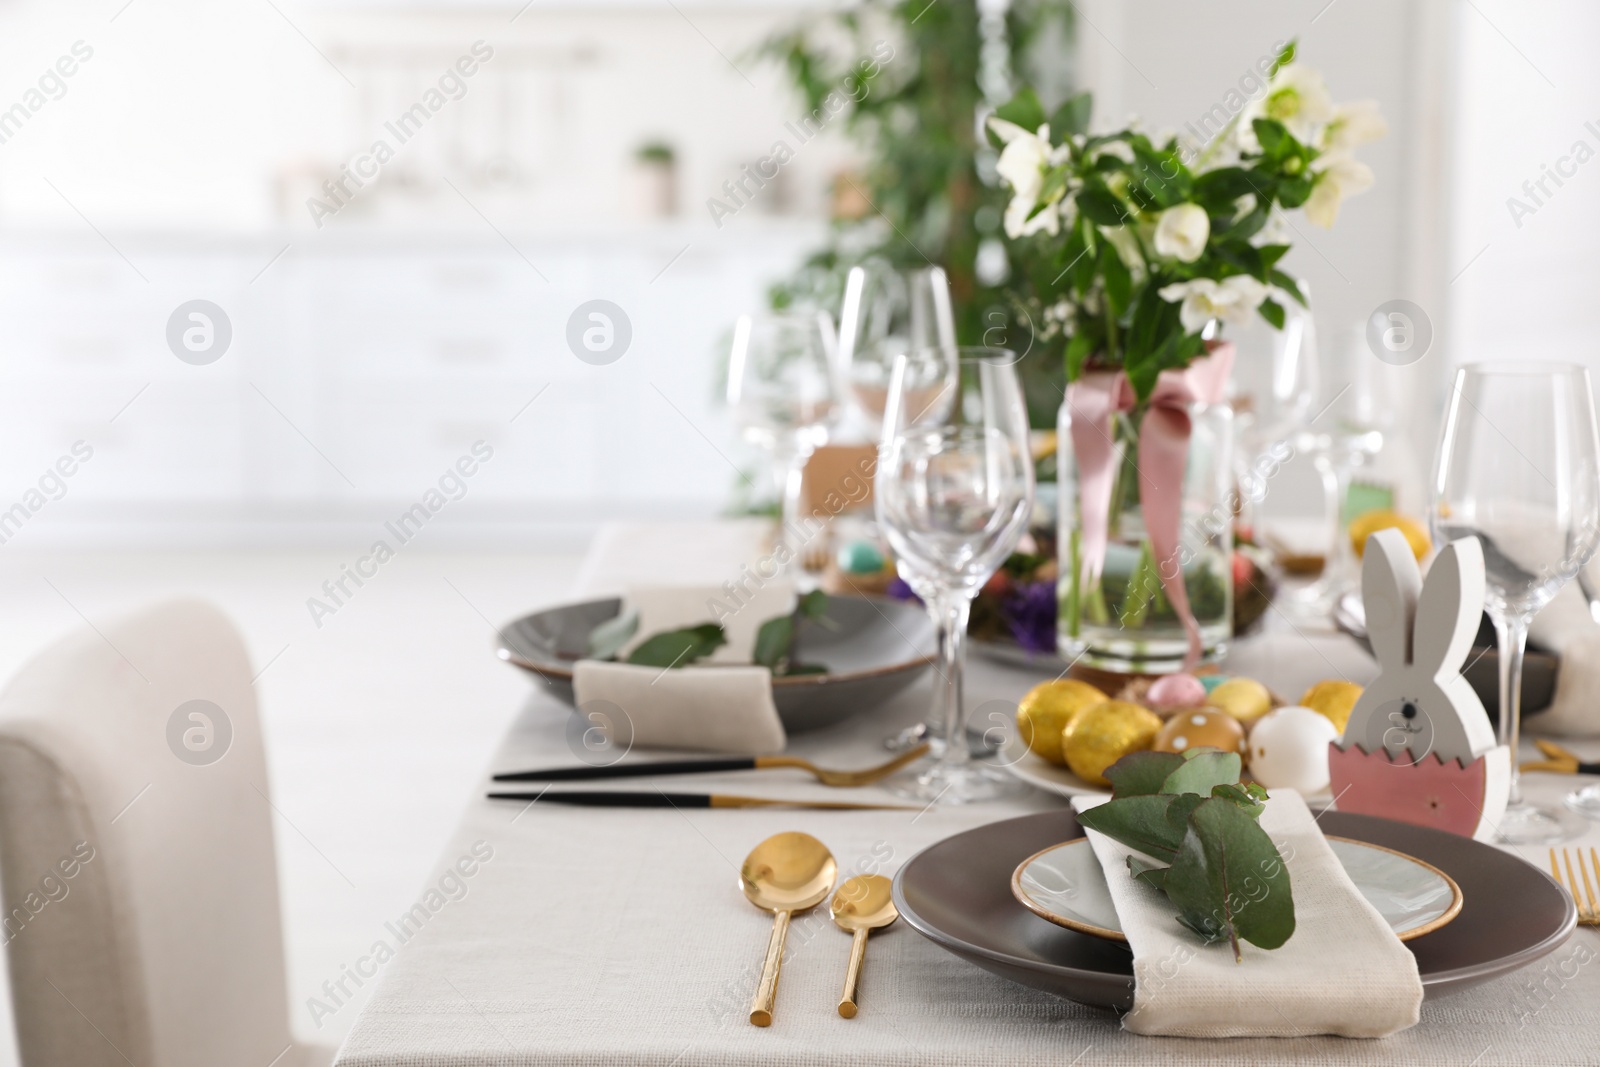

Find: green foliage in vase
989;41;1386;404
758;0;1077;428
1078;749;1294;961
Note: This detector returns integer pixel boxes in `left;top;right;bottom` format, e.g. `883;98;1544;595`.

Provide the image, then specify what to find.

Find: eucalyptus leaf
752;615;793;671
625;623;726;668
1104;750;1186;797
586;611;639;661
1077;794;1186;863
798;589;830;620
1165;798;1296;960
1210;782;1266;816
1160;750;1242;796
1127;855;1169;892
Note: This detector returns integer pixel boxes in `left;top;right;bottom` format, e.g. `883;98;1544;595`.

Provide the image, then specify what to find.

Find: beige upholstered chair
0;600;334;1067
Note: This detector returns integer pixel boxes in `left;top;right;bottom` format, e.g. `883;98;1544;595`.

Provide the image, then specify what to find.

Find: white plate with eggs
998;709;1335;806
1012;836;1463;942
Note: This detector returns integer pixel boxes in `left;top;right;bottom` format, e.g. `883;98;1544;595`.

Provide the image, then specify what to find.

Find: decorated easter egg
1015;679;1108;766
1350;510;1430;561
1146;672;1209;713
1248;706;1340;794
836;540;887;575
1206;677;1273;725
1061;700;1162;786
1299;679;1364;733
1153;709;1248;760
1199;673;1230;694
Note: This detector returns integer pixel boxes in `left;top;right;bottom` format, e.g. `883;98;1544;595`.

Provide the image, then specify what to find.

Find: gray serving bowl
495;594;936;733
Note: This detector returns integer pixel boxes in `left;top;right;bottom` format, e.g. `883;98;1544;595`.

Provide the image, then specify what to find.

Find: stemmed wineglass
1229;290;1319;521
727;311;840;574
876;347;1034;803
1292;325;1386;611
1430;362;1600;845
837;263;957;436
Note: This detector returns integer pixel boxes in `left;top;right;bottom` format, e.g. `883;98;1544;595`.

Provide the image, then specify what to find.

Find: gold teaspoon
830;874;897;1018
740;832;838;1027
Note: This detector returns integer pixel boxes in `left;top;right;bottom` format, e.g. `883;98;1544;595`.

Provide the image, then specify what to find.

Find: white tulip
989;117;1069;238
1304;152;1375;228
1153;203;1210;262
1237;64;1334;151
1319;100;1388;154
1158;275;1270;333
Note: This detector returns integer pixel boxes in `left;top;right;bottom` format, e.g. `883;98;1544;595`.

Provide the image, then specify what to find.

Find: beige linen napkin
572;661;786;755
1072;791;1422;1038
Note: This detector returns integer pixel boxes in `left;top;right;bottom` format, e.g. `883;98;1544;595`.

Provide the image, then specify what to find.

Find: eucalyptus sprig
584;590;832;676
1077;749;1295;961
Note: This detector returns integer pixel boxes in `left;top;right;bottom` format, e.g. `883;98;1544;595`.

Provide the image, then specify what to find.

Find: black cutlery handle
492;757;758;782
486;791;714;808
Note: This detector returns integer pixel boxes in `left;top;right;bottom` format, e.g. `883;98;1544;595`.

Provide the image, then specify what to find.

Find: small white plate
998;731;1109;797
1013;836;1463;943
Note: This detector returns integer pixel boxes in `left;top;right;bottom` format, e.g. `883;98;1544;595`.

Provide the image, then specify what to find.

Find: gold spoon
830;874;898;1018
741;832;837;1027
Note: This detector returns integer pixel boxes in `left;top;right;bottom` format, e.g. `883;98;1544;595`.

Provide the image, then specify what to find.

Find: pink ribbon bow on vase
1065;343;1235;669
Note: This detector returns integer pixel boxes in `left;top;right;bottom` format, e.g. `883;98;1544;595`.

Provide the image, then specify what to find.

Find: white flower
1304;152;1375;228
1100;223;1145;277
989;117;1069;238
1153;203;1210;263
1319;100;1388;154
1158;275;1270;333
1236;64;1334;151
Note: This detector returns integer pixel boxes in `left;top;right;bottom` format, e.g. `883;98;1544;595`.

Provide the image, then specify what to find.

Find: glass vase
1056;399;1234;673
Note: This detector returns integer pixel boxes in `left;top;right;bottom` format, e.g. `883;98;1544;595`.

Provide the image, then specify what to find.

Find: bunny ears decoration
1329;529;1510;841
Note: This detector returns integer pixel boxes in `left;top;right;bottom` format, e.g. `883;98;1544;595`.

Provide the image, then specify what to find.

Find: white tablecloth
334;522;1600;1067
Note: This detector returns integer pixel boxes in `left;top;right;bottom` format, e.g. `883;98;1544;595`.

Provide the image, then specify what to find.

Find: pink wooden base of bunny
1328;743;1511;842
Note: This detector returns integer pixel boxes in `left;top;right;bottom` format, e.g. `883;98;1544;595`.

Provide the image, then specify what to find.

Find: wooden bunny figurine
1328;529;1510;841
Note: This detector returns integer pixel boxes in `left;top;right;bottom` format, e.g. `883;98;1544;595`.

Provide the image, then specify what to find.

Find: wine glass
1291;324;1386;612
1229;290;1319;521
837;263;957;436
877;347;1034;803
1431;362;1600;845
727;311;840;573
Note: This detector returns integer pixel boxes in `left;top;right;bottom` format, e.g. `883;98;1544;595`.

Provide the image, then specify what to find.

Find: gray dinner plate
893;809;1575;1011
496;595;935;733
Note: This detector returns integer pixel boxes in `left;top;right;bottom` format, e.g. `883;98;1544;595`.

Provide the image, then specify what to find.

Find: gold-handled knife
486;790;916;810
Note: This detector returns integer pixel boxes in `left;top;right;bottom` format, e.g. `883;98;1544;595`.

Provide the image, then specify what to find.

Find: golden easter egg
1154;709;1249;762
1205;677;1274;726
1298;679;1364;733
1016;679;1108;766
1061;700;1162;787
1349;510;1430;561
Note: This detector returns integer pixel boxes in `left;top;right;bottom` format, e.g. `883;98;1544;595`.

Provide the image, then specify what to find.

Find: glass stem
933;592;972;770
777;450;807;572
1492;612;1529;807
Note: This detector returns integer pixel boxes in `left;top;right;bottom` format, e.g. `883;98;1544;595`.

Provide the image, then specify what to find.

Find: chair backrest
0;600;296;1067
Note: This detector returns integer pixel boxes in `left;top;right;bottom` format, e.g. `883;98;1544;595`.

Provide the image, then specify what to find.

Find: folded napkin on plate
573;661;786;755
1072;790;1422;1038
1526;584;1600;736
620;582;797;665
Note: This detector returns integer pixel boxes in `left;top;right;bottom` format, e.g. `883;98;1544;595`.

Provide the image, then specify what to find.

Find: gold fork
1548;847;1600;925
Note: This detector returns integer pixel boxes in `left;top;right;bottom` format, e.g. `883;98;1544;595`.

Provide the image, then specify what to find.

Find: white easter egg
1248;706;1340;795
